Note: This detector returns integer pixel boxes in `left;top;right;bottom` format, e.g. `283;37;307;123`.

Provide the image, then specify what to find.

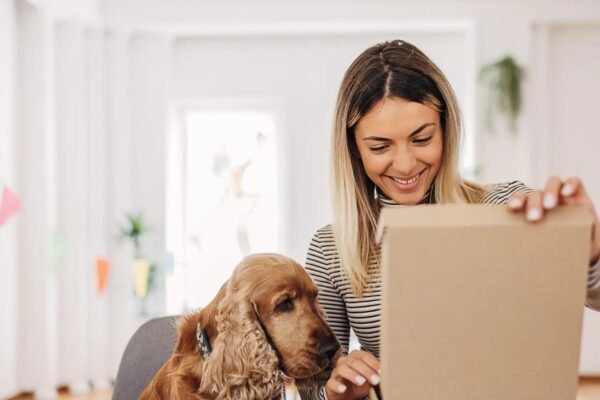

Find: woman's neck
376;185;435;207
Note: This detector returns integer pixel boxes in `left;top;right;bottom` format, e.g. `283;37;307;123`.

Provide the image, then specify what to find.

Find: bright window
170;109;281;310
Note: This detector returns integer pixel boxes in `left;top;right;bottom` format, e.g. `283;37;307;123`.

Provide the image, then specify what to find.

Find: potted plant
479;55;525;133
120;213;148;258
120;213;157;314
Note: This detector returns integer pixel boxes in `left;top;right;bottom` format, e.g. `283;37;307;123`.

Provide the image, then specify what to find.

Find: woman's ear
198;290;281;399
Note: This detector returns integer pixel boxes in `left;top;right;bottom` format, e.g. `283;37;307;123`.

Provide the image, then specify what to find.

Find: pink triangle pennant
0;184;21;226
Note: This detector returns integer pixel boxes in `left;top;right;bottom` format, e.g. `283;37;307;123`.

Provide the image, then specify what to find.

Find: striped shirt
300;181;600;400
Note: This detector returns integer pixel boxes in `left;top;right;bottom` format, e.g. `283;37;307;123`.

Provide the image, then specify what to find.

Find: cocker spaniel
140;253;340;399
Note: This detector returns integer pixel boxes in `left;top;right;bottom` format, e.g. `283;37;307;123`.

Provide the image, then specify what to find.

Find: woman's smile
386;167;428;191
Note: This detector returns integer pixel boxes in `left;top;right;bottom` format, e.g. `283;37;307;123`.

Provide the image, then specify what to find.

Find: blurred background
1;0;600;398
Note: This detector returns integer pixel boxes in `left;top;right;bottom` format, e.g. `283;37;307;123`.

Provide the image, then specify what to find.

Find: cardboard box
378;205;592;400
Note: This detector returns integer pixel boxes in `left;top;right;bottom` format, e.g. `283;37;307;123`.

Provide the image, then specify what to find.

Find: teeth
392;172;420;185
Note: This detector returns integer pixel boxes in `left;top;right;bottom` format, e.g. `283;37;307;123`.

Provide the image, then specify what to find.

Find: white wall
102;0;600;187
0;0;18;395
1;1;138;397
15;0;57;396
104;29;140;375
26;0;101;20
128;32;170;313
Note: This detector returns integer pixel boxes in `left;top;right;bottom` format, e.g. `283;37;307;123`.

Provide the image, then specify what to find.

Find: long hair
332;40;485;296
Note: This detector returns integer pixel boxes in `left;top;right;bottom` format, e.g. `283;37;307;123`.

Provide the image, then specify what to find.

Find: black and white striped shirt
300;181;600;399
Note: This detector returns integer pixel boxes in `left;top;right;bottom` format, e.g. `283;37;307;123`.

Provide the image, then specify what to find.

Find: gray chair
113;316;179;400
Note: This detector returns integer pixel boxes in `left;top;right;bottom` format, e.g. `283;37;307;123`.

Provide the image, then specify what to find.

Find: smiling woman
300;39;600;400
354;98;443;205
331;40;487;302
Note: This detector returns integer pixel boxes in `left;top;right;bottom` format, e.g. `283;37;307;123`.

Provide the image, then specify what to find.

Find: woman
300;40;600;400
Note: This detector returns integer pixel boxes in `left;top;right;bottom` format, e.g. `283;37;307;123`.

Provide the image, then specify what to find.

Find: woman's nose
392;148;417;175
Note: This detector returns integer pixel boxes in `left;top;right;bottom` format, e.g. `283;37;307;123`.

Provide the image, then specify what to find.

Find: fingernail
355;376;366;385
370;374;381;385
561;184;574;196
508;198;522;208
337;384;347;393
527;208;541;221
543;194;556;209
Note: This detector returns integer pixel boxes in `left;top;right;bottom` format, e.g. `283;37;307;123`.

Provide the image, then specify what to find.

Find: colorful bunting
96;258;111;295
132;259;150;299
51;231;67;274
163;251;175;273
0;184;21;226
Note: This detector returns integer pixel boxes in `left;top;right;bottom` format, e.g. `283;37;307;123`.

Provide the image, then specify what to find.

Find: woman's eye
276;298;294;312
369;145;388;152
414;136;433;144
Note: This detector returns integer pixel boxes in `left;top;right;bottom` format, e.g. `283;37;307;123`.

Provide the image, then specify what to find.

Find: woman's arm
299;228;351;399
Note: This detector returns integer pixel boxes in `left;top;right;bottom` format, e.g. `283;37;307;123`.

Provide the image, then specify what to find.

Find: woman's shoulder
480;180;534;205
307;224;338;262
313;224;334;238
308;224;336;251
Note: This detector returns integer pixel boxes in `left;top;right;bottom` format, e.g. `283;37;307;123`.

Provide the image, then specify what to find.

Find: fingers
560;177;582;198
508;190;544;222
507;191;527;210
508;177;591;223
340;351;380;385
348;350;380;375
561;177;594;209
327;351;381;396
525;191;543;221
507;177;600;264
326;375;349;396
543;176;561;209
334;363;372;388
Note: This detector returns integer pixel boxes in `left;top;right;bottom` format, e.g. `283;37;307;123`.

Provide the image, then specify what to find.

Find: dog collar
279;372;287;400
196;321;212;360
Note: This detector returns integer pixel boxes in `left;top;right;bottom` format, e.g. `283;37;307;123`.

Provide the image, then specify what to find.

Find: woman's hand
325;350;381;400
507;176;600;265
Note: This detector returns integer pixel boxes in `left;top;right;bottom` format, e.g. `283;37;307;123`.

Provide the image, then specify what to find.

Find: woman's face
354;96;443;205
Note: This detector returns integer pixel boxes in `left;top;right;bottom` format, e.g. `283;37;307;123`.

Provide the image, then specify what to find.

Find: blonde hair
332;40;485;296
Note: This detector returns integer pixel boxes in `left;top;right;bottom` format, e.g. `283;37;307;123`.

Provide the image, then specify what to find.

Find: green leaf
479;55;525;134
119;212;150;258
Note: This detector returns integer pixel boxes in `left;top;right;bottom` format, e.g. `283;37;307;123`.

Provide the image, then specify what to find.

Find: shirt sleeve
586;257;600;311
299;228;351;400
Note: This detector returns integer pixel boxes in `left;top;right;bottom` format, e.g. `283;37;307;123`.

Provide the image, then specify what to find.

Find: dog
140;253;340;399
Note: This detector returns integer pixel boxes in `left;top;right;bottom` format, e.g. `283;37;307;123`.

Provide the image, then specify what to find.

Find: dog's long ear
198;287;282;399
153;284;229;398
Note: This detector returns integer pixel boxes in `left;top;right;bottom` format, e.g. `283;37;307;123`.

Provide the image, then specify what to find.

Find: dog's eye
276;298;293;312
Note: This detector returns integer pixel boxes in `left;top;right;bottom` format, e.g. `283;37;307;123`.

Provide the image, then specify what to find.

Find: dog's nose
319;338;340;361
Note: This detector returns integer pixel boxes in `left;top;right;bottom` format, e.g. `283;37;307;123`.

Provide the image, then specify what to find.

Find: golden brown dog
140;253;340;399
